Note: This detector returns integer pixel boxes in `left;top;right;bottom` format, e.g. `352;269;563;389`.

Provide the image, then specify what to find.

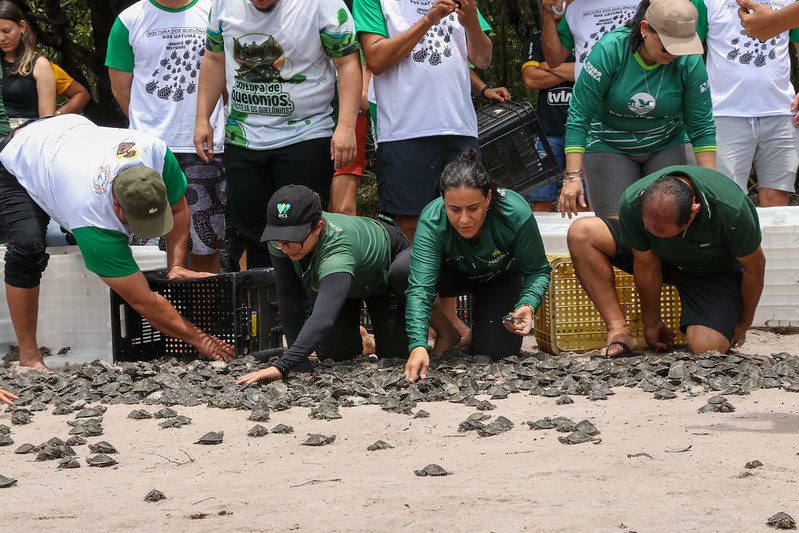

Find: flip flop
603;340;633;357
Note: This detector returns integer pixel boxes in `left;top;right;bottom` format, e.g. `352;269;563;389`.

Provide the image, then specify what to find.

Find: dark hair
641;174;693;226
625;0;651;52
438;148;497;199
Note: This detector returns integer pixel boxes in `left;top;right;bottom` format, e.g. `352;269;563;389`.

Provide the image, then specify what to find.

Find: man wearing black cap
237;185;409;384
0;115;235;370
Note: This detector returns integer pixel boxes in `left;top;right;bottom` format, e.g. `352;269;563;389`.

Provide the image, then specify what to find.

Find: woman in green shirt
560;0;716;219
401;150;551;381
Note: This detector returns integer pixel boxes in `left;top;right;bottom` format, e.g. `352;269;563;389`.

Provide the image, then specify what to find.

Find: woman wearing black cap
237;185;411;383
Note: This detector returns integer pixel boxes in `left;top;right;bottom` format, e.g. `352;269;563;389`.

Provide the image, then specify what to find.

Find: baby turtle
0;475;18;488
36;444;76;461
527;417;555;430
476;416;514;437
74;406;105;418
144;489;166;502
247;425;269;437
248;409;270;422
552;417;577;433
654;390;677;400
459;412;490;432
301;433;336;446
745;459;764;469
699;396;736;413
88;441;118;454
195;431;224;445
576;420;600;436
128;409;153;420
154;407;178;419
57;457;81;469
86;454;118;468
52;404;74;416
367;440;394;451
159;415;192;429
558;431;600;445
271;424;294;434
11;410;32;425
65;436;87;447
0;424;9;434
767;512;796;529
555;395;574;405
309;402;342;420
0;434;13;446
588;391;608;401
15;443;38;454
414;464;452;477
413;410;430;419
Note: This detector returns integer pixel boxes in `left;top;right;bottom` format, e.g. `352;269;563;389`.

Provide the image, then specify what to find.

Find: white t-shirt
557;0;640;78
353;0;492;143
206;0;358;151
0;115;187;277
106;0;225;153
702;0;798;117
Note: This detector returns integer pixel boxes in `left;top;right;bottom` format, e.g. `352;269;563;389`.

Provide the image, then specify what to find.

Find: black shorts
375;135;479;216
601;217;742;342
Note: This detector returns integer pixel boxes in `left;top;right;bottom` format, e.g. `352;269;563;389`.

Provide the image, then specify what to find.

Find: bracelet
480;85;492;98
562;169;583;182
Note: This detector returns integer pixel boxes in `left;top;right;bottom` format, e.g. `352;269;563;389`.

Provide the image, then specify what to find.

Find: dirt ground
1;329;798;532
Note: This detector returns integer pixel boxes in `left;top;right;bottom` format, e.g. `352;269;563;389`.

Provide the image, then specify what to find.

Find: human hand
456;0;480;30
331;125;356;170
483;86;512;102
503;305;533;336
404;346;430;381
540;0;572;20
737;0;781;41
424;0;457;26
557;175;587;218
236;366;283;385
193;120;215;162
167;265;215;281
731;321;750;349
0;389;18;408
644;319;675;350
196;334;236;362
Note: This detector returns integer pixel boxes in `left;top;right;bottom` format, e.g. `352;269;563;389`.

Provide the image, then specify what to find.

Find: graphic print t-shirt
698;0;799;117
353;0;492;143
0;115;187;277
106;0;226;153
207;0;358;150
557;0;639;78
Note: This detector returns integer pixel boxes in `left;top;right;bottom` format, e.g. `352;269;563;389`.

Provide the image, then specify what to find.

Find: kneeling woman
237;185;409;384
402;150;552;381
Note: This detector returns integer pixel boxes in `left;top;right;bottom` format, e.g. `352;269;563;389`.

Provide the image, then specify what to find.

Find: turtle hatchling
14;443;38;454
159;415;192;429
195;431;224;445
271;424;294;434
128;409;153;420
558;431;600;445
414;464;451;477
301;434;336;446
767;512;796;530
11;410;32;425
144;489;166;503
527;418;555;430
86;454;118;467
57;457;81;469
476;416;514;437
65;436;87;447
0;434;13;446
74;406;105;418
745;459;763;469
88;441;118;454
556;395;574;405
0;475;17;488
367;440;394;451
413;410;430;419
154;408;178;419
247;425;269;437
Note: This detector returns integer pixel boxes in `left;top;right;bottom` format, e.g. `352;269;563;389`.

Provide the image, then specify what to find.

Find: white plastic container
0;245;166;364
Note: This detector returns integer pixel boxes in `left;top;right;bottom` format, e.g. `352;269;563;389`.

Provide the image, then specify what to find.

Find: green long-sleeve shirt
405;188;551;352
565;27;716;156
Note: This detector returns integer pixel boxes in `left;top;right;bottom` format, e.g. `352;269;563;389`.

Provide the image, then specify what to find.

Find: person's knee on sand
686;325;731;354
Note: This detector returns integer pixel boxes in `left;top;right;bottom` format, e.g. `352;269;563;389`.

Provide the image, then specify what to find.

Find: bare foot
601;328;639;357
432;325;461;356
453;320;471;348
360;326;376;356
18;351;51;372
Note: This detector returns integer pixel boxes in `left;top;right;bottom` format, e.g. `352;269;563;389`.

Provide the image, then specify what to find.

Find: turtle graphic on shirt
144;30;206;102
231;35;306;84
726;29;778;67
412;13;458;66
627;92;656;116
579;6;637;64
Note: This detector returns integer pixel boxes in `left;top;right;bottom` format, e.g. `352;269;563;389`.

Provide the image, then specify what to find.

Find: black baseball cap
261;185;322;243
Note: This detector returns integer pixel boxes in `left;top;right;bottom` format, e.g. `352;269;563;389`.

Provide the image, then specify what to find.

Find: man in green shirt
567;165;766;356
0;115;235;369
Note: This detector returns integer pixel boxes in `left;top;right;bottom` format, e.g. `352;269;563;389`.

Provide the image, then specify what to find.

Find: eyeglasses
269;227;313;252
647;26;670;54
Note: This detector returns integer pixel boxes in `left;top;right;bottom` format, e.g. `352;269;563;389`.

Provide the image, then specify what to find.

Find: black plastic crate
360;294;472;332
477;100;561;197
111;268;282;361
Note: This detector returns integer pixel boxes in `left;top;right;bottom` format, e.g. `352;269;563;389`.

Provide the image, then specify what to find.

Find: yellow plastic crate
534;254;685;354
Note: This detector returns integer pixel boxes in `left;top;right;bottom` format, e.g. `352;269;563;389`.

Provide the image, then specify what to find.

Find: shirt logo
491;248;502;257
699;243;712;248
583;61;603;82
93;165;111;194
277;203;290;218
148;207;159;214
116;142;139;160
628;92;656;116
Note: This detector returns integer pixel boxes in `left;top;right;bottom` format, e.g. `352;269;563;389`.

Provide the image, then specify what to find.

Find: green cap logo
277;203;291;218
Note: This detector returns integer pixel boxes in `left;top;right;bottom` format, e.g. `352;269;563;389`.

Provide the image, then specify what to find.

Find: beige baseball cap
646;0;704;56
